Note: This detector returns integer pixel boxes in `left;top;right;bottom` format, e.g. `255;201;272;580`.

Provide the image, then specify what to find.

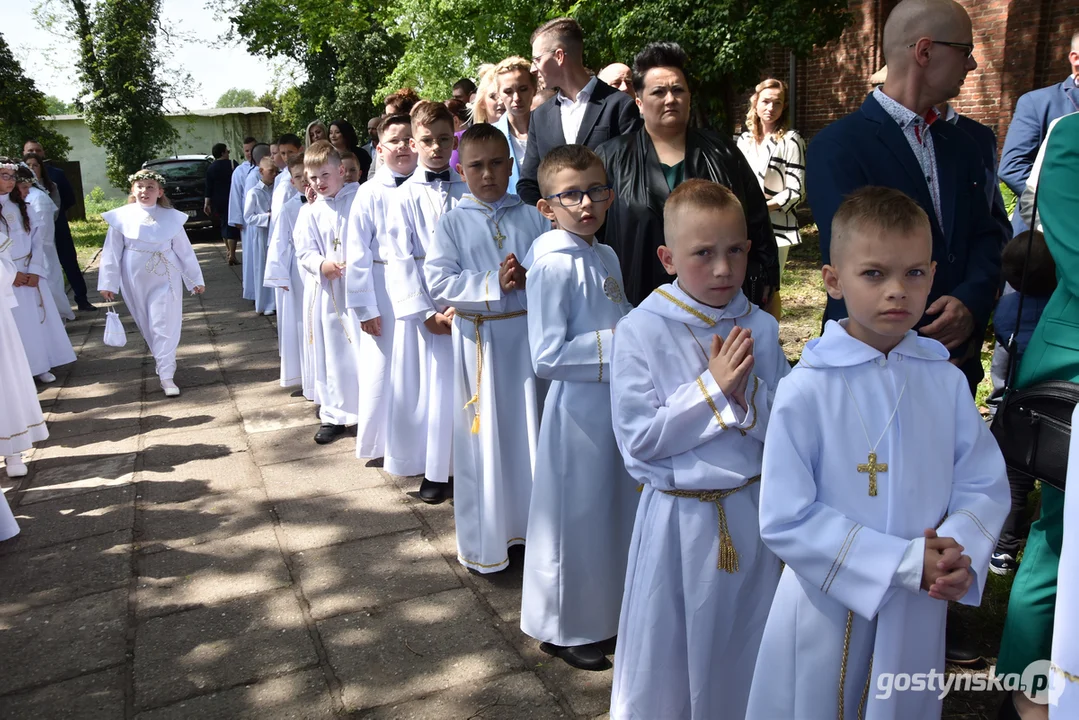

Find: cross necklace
840;369;907;496
465;195;510;249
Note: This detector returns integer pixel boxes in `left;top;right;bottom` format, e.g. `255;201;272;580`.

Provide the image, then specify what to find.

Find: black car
143;155;213;230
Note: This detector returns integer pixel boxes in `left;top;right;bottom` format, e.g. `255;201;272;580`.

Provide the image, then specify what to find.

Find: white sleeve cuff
892;536;926;594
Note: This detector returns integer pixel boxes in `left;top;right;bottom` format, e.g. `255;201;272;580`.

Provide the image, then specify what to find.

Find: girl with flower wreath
98;169;206;397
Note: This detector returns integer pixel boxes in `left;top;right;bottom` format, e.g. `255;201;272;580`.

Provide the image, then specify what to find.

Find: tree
67;0;179;189
43;95;77;115
0;35;72;160
216;87;258;108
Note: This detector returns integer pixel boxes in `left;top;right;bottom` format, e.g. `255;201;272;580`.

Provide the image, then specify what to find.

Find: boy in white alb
384;101;467;503
746;188;1010;720
520;145;638;671
425;123;549;573
264;153;307;391
344;114;417;460
293;140;361;444
610;180;788;719
240;142;269;302
245;155;278;306
227;136;256;266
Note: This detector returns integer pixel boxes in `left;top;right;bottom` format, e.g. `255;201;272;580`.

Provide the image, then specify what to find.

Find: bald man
598;62;636;100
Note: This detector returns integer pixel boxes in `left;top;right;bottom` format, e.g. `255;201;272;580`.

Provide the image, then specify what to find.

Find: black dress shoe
945;623;982;666
539;642;609;671
418;478;452;504
314;423;346;444
76;300;98;312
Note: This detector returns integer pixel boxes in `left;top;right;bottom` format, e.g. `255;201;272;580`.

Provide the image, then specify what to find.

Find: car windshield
149;161;206;182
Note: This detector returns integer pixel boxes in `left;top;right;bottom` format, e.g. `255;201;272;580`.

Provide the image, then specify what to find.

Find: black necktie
426;170;450;183
394;175;408;187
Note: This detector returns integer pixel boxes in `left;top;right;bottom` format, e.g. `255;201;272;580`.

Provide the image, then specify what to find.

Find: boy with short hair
519;144;639;671
244;156;279;316
344;113;417;460
746;187;1009;719
294;140;362;444
340;151;361;184
384;101;467;503
609;179;788;719
425;123;549;573
264;152;308;391
271;134;304;226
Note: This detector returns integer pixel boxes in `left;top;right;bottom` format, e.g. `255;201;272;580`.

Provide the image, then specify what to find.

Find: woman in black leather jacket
596;42;779;307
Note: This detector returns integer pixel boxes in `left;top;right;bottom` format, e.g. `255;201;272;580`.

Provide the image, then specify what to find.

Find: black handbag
989;185;1075;492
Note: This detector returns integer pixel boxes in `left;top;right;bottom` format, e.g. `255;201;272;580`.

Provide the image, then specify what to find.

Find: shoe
161;379;181;397
539;642;608;671
36;372;56;383
5;455;27;478
418;477;452;504
263;309;275;316
945;623;982;667
990;552;1018;576
314;423;346;444
76;300;98;312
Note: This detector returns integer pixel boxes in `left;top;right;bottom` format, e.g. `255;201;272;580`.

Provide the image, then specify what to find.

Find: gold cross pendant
332;236;341;251
494;231;505;250
856;452;886;496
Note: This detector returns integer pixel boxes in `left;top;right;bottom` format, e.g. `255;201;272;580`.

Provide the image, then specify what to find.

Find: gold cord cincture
659;474;761;572
455;310;528;433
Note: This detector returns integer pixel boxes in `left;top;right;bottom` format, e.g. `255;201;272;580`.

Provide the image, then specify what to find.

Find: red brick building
757;0;1078;145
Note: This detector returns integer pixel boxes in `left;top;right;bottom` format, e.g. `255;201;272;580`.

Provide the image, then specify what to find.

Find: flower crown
0;160;17;172
128;168;167;186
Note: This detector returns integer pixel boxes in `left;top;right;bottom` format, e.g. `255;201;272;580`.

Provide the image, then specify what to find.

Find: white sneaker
36;372;56;383
262;309;276;316
5;455;27;478
161;379;181;397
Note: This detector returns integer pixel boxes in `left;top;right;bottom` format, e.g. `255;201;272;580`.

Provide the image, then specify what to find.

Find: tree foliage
67;0;179;189
216;87;258;108
0;35;72;160
43;95;77;115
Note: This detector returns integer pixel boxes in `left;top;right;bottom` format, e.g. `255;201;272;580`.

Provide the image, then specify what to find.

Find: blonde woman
305;120;328;148
736;79;805;275
491;56;536;194
471;65;505;124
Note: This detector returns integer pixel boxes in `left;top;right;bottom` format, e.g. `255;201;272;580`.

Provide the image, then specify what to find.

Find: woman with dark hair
596;42;778;307
328;119;371;184
22;153;58;209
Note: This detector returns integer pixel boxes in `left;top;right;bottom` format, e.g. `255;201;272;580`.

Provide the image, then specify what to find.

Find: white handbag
103;310;128;348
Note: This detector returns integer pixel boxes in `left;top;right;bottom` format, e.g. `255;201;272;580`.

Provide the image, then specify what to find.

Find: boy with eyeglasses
518;144;639;672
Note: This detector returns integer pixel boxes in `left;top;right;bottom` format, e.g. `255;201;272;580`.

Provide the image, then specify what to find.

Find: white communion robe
264;192;305;388
519;229;639;647
25;186;73;320
382;168;468;483
1050;406;1079;718
343;165;407;459
99;204;205;382
425;194;549;573
244;181;276;314
1;194;76;376
229;161;255;300
293;202;319;403
0;240;48;461
746;321;1010;720
609;283;788;720
294;182;361;425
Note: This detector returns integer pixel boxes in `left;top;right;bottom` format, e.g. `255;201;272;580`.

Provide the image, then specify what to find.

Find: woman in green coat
997;112;1079;720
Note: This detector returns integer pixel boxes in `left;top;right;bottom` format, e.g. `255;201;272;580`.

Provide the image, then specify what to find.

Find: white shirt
872;88;943;230
557;76;599;145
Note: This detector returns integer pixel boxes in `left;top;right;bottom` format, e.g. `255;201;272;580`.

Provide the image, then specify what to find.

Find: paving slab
135;669;336;720
0;588;128;695
274;484;423;553
30;428;141;468
241;393;318;434
231;381;309;415
136;527;290;619
134;588;318;711
293;529;462;620
246;425;355;467
19;452;137;505
0;484;135;554
213;330;282;359
137;425;261;503
0;667;125;720
137;487;273;554
358;671;566;720
0;529;131;617
44;402;142;441
260;453;386;503
319;588;524;711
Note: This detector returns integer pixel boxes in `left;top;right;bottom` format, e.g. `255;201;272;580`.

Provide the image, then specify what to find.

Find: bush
85;186;125;215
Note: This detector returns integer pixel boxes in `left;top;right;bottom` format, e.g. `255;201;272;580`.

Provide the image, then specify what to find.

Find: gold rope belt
837;609;873;720
659;474;761;573
127;247;198;293
455;309;528;434
12;252;46;324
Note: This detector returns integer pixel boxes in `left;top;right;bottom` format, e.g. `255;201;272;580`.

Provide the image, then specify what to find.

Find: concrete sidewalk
0;243;614;719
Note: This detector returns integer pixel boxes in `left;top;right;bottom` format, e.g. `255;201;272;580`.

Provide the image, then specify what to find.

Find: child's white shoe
262;309;275;316
5;455;27;478
161;379;181;397
36;372;56;383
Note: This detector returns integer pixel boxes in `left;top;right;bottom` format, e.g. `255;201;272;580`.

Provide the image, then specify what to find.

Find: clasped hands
707;326;754;412
13;272;39;288
921;528;973;601
499;252;526;292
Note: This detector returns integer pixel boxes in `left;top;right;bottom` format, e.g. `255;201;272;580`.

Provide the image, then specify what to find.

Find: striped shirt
736;129;806;247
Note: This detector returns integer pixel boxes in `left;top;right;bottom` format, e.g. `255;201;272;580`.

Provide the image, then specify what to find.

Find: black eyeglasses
544;185;612;207
909;40;975;59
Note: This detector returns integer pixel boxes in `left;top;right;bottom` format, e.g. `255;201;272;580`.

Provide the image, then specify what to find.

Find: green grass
71;188;125;270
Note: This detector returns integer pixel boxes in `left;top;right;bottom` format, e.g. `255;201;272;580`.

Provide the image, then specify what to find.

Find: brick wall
751;0;1078;145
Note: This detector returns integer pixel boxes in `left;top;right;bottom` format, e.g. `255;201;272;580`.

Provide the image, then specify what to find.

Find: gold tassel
471;413;480;434
658;475;761;574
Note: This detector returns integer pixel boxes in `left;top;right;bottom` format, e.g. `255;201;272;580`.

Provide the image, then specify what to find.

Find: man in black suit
203;142;239;261
517;17;641;205
22;139;94;312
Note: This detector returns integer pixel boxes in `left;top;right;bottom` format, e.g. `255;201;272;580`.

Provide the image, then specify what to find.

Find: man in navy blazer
517;17;640;206
999;32;1079;234
807;0;1005;393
